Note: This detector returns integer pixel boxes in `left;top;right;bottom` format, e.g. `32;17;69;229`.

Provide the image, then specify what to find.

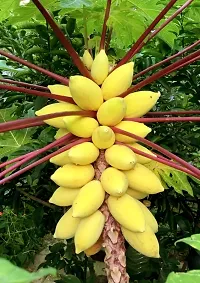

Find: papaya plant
0;1;200;283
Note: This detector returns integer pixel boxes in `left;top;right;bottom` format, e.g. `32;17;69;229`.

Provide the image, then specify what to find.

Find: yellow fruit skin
105;144;137;170
124;91;160;118
50;150;71;166
107;194;145;232
136;200;158;233
72;180;105;217
85;236;103;256
63;116;99;138
51;164;95;188
97;97;127;126
75;210;105;254
82;50;93;70
68;142;99;165
49;187;80;206
121;224;160;258
91;49;109;85
126;188;148;200
69;75;103;110
102;62;134;100
35;102;80;128
100;167;128;196
128;143;156;164
92;126;115;149
54;208;80;239
48;84;72;102
55;129;69;140
124;163;164;194
115;121;151;143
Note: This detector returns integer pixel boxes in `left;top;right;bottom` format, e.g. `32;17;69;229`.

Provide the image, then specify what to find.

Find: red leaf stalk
0;78;49;91
146;110;200;116
32;0;92;79
133;39;200;79
111;127;200;178
0;84;75;104
0;49;69;85
99;0;112;51
0;137;89;185
124;117;200;123
95;151;129;283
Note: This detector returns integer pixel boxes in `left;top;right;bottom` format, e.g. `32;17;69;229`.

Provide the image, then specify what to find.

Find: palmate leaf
166;270;200;283
145;161;193;196
176;234;200;251
0;106;36;159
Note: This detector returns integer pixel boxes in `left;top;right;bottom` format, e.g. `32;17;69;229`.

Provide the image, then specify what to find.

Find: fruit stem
0;78;49;91
120;49;200;97
0;49;69;85
111;127;200;178
133;39;200;79
0;84;75;104
32;0;92;79
95;151;130;283
116;142;199;179
124;117;200;123
0;137;89;185
146;110;200;116
99;0;112;51
0;110;96;133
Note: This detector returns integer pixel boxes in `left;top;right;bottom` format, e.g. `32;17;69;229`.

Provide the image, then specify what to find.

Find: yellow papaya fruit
48;84;72;103
101;62;134;100
121;224;160;258
50;150;71;166
115;121;151;143
136;200;158;233
85;236;103;256
82;50;93;70
92;126;115;149
128;143;155;164
75;210;105;254
100;167;128;197
54;208;80;239
107;194;145;232
49;186;80;206
54;129;69;140
72;180;105;217
124;163;164;194
105;144;137;170
124;91;160;117
63;116;99;138
91;49;109;85
68;142;99;165
97;97;126;126
126;188;148;200
35;102;80;128
51;164;95;188
69;75;103;110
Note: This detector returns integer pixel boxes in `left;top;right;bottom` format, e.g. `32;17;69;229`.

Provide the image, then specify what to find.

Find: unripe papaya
51;164;95;188
92;126;115;149
55;128;69;140
121;224;160;258
82;50;93;70
126;188;148;200
48;84;72;102
69;75;103;110
105;144;136;170
100;167;128;197
50;150;71;166
97;97;126;126
85;236;103;256
91;49;109;85
136;200;158;233
115;121;151;143
49;187;80;206
128;143;155;164
101;62;134;100
124;91;160;117
107;194;145;232
72;180;105;217
35;102;80;128
68;142;99;165
124;163;164;194
54;208;80;239
63;116;99;138
75;210;105;254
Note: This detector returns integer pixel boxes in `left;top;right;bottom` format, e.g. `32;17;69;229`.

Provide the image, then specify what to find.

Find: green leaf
166;270;200;283
58;275;82;283
176;234;200;251
60;0;93;8
0;257;56;283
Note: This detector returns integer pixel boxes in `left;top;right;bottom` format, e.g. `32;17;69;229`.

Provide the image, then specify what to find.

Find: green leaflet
176;234;200;251
166;270;200;283
0;258;56;283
